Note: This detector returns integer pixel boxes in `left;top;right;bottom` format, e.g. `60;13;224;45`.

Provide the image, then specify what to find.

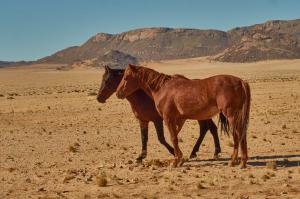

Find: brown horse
97;66;222;161
116;64;251;168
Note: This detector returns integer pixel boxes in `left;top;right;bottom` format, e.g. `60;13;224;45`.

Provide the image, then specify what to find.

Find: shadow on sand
188;154;300;168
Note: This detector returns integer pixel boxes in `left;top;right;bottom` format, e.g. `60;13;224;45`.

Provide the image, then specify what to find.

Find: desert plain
0;58;300;199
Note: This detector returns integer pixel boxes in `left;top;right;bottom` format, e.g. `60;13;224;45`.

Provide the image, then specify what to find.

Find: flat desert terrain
0;58;300;199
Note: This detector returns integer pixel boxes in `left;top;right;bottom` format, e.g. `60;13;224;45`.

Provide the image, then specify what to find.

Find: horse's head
97;66;124;103
116;64;140;99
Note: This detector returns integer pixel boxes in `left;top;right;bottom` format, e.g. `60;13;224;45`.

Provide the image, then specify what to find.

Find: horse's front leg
153;119;175;156
190;120;209;159
208;120;221;160
136;120;149;161
165;117;185;167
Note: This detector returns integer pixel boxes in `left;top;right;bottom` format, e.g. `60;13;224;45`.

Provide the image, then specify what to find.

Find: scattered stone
25;178;31;183
88;92;97;96
261;174;270;181
282;124;287;129
37;187;46;192
127;160;133;164
197;182;206;189
8;167;16;172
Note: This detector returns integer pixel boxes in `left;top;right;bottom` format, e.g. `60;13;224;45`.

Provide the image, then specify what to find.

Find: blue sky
0;0;299;61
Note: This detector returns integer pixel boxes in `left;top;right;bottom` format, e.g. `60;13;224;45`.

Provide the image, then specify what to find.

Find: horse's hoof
172;160;178;168
178;159;185;167
213;154;220;160
189;153;197;159
136;153;147;162
228;160;236;167
240;162;247;169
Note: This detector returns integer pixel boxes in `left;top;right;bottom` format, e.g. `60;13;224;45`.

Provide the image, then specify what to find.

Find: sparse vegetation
96;174;108;187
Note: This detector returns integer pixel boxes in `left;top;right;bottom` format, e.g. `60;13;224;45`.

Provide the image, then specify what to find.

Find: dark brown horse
97;66;222;161
116;64;251;168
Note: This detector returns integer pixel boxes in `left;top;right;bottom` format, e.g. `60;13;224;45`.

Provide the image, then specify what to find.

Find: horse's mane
137;67;171;91
172;74;189;79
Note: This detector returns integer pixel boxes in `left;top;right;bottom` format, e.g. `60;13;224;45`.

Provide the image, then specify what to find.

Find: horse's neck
137;69;168;99
139;83;155;99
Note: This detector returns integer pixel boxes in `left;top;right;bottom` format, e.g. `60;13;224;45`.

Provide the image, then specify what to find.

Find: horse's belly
188;106;219;120
176;99;219;120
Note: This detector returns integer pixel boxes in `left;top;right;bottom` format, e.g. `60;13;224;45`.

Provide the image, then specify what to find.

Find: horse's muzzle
116;91;125;99
96;95;106;103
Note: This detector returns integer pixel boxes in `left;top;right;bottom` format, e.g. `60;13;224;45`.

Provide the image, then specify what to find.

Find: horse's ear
128;64;137;72
104;65;111;72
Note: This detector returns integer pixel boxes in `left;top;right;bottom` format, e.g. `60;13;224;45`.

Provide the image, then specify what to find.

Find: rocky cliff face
214;19;300;62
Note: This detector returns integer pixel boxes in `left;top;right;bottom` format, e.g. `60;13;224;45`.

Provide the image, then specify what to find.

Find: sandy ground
0;59;300;199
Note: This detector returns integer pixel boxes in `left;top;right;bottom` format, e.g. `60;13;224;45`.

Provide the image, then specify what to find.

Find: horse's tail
235;81;251;142
218;112;230;136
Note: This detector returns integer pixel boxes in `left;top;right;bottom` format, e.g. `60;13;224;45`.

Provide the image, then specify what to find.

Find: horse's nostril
117;91;124;99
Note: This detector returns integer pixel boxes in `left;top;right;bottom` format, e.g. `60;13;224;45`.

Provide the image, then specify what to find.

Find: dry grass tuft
96;174;108;187
68;143;80;153
147;159;169;167
227;141;234;147
248;174;255;178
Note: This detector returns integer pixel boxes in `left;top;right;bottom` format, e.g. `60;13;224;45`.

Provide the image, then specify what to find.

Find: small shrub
96;175;108;187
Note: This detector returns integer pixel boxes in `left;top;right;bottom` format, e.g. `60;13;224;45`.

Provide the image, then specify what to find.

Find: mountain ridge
2;19;300;67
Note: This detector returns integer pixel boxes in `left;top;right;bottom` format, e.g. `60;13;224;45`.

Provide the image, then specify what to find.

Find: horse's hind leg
227;115;239;167
208;119;221;160
240;136;248;168
136;120;149;161
153;119;175;156
165;118;185;167
189;120;209;159
230;131;239;166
